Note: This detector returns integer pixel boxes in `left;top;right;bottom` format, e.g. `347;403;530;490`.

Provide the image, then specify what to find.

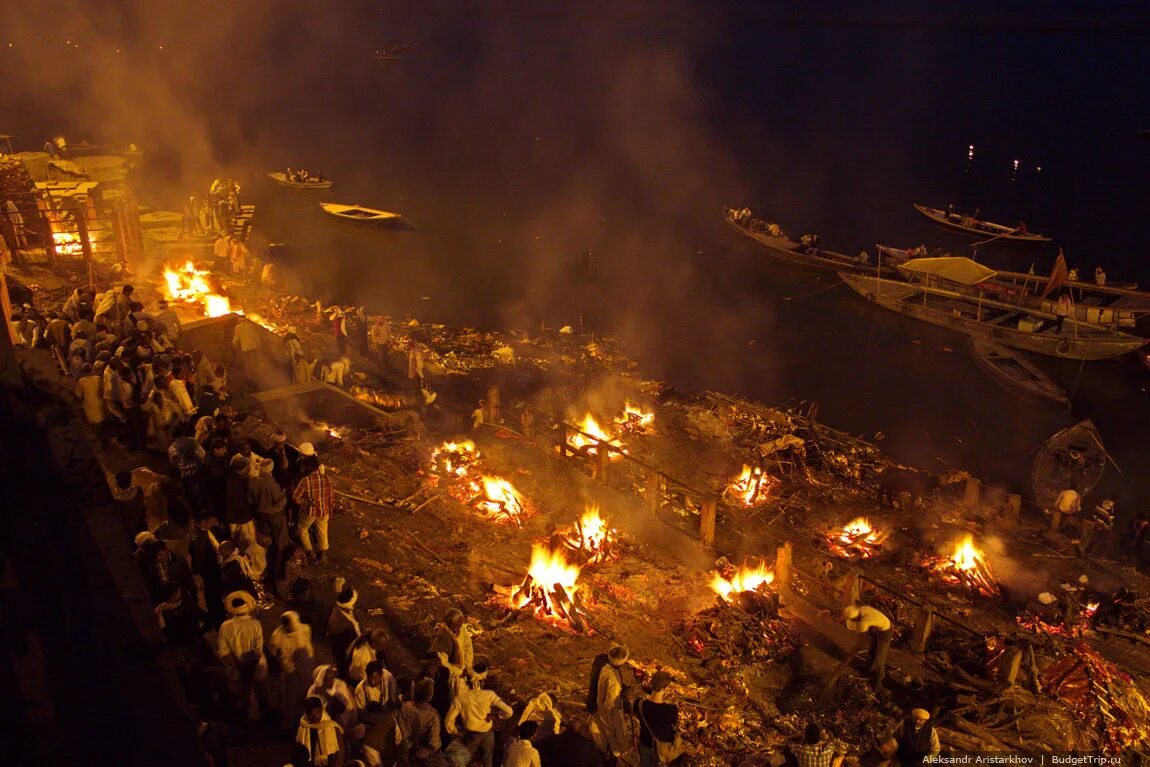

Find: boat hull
913;203;1051;244
726;219;895;274
840;272;1146;361
970;338;1069;408
1031;420;1106;509
268;172;332;190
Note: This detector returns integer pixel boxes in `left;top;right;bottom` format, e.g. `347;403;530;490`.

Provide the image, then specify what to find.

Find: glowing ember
52;231;83;257
827;517;890;559
711;560;775;602
162;261;232;317
562;504;618;564
509;544;589;630
567;414;625;459
430;440;479;478
614;401;655;434
725;465;778;506
921;534;1001;597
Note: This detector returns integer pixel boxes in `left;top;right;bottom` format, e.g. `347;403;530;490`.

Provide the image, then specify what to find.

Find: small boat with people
838;258;1148;361
269;169;332;190
725;208;902;274
320;202;403;224
970;337;1069;408
1031;419;1109;510
913;203;1052;244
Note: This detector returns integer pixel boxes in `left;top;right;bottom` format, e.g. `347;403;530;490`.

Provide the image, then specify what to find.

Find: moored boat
838;269;1148;361
725;209;901;274
1031;420;1107;509
970;337;1069;408
268;172;333;190
913;203;1052;244
320;202;402;223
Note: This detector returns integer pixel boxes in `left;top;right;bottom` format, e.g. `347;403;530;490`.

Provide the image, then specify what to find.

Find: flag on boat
1040;249;1068;299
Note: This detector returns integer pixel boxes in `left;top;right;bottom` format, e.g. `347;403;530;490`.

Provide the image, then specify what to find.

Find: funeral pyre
507;544;593;632
826;517;890;559
425;440;533;526
918;534;1001;598
162;260;233;317
724;464;778;507
566;414;626;459
679;558;799;667
613;401;655;435
558;505;620;565
52;230;83;257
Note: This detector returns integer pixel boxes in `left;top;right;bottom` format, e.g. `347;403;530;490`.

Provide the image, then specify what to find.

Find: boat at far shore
970;337;1069;409
1031;419;1108;509
320;202;403;224
914;203;1052;244
268;172;333;190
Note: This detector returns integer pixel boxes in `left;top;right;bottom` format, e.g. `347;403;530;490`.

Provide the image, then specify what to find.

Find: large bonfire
508;544;592;632
560;504;619;565
162;260;233;317
921;534;1001;597
566;414;626;459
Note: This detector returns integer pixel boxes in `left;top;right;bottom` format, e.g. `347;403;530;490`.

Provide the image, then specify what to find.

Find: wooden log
910;606;934;653
597;439;609;483
997;647;1023;689
776;542;793;593
964;477;982;506
646;469;662;514
700;497;717;546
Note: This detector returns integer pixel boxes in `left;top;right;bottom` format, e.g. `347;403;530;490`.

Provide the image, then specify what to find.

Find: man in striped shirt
293;444;334;562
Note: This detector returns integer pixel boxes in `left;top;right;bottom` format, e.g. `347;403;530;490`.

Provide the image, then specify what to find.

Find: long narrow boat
970;337;1069;408
838;270;1147;360
268;172;333;190
320;202;402;223
725;210;904;274
1031;420;1107;509
913;203;1052;244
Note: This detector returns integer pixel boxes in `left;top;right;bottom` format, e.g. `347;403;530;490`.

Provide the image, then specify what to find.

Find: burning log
826;517;890;559
560;504;619;565
461;475;532;526
613;401;654;435
566;413;626;459
711;559;775;603
430;439;479;479
723;465;778;507
919;534;1001;598
508;544;593;632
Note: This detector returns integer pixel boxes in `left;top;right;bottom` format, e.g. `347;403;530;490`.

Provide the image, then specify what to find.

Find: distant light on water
1013;159;1020;171
968;144;975;161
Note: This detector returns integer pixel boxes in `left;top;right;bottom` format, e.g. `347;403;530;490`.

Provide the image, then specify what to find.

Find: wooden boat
1031;420;1107;509
725;211;904;274
838;269;1148;361
320;202;402;223
970;337;1069;408
268;172;333;190
913;203;1052;244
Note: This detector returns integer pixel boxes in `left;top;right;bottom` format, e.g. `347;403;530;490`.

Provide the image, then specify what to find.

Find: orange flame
52;231;83;257
431;439;479;478
567;414;625;459
614;401;654;433
162;261;232;317
726;465;777;506
474;475;528;524
568;504;617;564
511;544;582;610
711;560;775;602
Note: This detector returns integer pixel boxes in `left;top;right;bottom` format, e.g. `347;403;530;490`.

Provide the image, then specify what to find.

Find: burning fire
828;517;890;559
614;401;654;434
567;414;625;459
509;544;588;630
472;475;531;526
563;505;618;565
350;384;408;409
725;465;778;506
711;560;775;602
163;261;232;317
922;534;1001;597
52;231;83;257
430;440;479;478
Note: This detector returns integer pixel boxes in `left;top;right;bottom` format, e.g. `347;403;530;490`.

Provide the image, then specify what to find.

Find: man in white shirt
843;604;893;690
1053;487;1082;531
217;590;267;720
354;660;399;712
505;721;542;767
445;659;513;767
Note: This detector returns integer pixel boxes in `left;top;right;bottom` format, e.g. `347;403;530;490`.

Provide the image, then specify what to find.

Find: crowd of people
283;168;327;184
181;177;244;239
9;268;962;767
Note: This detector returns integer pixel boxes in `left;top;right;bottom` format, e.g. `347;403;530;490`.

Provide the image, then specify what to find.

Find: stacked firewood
509;575;593;633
